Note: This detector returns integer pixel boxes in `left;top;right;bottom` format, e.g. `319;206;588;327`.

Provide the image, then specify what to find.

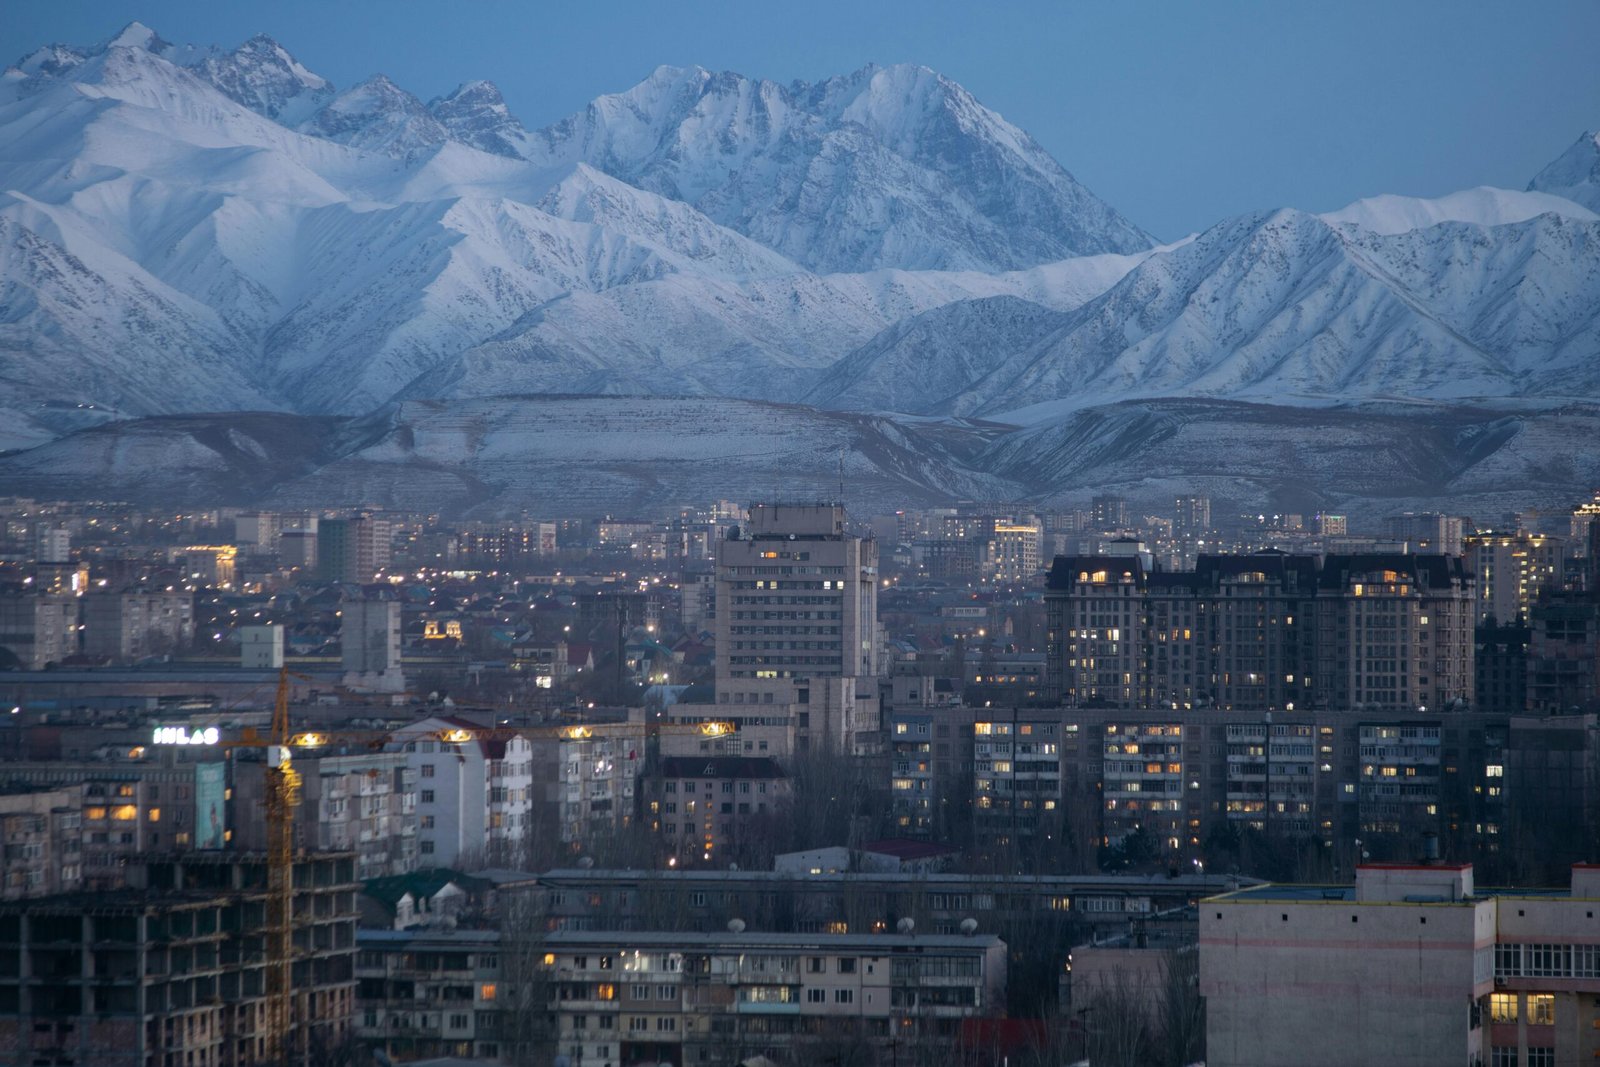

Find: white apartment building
1201;862;1600;1067
392;717;534;869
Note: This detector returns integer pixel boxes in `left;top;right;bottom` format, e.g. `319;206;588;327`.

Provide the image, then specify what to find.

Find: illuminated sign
153;726;219;746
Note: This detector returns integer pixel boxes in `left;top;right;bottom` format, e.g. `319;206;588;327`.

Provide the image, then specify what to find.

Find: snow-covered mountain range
1;22;1597;515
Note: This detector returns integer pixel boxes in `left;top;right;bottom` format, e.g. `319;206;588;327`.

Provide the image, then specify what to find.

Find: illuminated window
86;807;107;821
480;983;497;1001
1528;994;1554;1025
595;984;616;1000
1489;993;1517;1023
147;808;160;822
111;805;138;821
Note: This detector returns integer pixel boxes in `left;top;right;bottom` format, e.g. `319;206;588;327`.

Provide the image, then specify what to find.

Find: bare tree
1082;967;1156;1067
496;891;555;1067
1158;948;1204;1067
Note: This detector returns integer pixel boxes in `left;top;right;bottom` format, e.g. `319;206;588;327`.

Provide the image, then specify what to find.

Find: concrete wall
1201;895;1492;1067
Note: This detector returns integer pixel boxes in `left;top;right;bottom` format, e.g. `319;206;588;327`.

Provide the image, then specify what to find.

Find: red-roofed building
389;717;534;868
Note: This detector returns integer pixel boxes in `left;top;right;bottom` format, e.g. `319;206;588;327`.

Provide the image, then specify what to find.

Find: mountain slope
525;63;1153;272
806;203;1600;418
1529;130;1600;212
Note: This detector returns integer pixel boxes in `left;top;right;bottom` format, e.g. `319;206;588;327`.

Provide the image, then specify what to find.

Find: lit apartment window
1527;994;1554;1025
1488;993;1517;1023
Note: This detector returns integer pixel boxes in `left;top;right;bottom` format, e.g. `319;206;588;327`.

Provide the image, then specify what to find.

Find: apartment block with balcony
0;787;83;900
541;928;1006;1067
355;928;507;1063
971;713;1064;846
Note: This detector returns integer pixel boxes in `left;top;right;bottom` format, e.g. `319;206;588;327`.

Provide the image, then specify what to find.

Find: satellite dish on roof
896;918;914;934
960;918;979;936
728;918;746;933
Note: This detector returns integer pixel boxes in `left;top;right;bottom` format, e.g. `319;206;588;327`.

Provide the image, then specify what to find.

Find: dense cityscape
0;492;1596;1066
2;2;1596;1064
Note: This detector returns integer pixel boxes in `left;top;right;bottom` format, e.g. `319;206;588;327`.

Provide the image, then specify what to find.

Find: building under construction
0;852;358;1067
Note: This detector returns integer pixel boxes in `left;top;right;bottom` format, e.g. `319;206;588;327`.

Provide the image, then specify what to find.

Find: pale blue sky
5;0;1597;240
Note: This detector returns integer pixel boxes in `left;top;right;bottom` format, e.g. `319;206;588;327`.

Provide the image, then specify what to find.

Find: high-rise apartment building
1174;495;1211;537
1090;494;1129;531
988;520;1042;583
1465;530;1563;624
316;514;391;584
1382;512;1466;556
1045;553;1474;713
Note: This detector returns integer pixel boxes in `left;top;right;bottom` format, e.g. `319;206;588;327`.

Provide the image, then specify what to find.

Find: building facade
1201;862;1600;1067
1045;552;1475;713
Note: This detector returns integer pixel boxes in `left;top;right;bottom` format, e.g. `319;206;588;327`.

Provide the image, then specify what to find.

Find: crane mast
263;669;301;1067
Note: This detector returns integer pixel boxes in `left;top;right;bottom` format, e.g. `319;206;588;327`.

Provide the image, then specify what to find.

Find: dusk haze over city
0;3;1597;1066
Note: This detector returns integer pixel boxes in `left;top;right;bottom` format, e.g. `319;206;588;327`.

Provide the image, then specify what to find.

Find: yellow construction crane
226;670;734;1066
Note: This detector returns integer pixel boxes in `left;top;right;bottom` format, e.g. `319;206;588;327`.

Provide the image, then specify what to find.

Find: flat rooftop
1210;883;1572;904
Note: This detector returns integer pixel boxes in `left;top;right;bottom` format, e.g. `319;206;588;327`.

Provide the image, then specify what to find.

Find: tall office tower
1464;530;1564;624
1090;494;1129;531
1045;552;1474;712
715;504;880;752
1173;495;1211;537
1382;512;1466;556
318;514;392;584
341;594;403;692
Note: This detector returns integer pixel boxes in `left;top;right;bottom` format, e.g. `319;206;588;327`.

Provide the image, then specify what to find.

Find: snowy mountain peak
1320;186;1598;235
11;43;85;78
302;74;448;156
428;79;529;158
103;21;166;52
1529;128;1600;213
530;60;1152;272
191;32;332;123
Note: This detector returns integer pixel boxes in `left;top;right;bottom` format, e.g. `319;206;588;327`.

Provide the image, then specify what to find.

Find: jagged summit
1529;128;1600;212
300;74;449;156
428;79;529;158
0;21;1596;451
527;60;1156;272
192;32;332;123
